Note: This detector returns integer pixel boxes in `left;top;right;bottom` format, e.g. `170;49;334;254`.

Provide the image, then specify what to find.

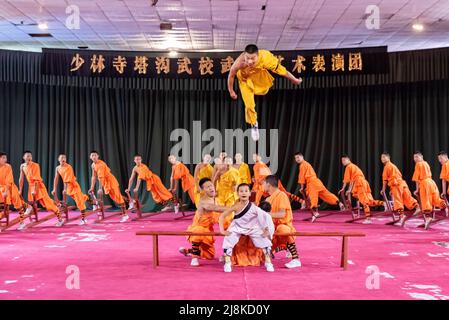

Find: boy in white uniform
219;183;275;273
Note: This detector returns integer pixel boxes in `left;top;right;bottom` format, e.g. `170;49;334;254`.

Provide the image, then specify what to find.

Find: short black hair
259;201;272;213
341;154;350;159
414;151;423;156
245;44;259;54
381;151;390;157
294;152;303;157
199;178;212;189
438;151;447;156
23;150;32;156
0;151;7;158
90;150;99;155
58;152;66;157
237;183;251;192
264;175;279;187
134;154;142;158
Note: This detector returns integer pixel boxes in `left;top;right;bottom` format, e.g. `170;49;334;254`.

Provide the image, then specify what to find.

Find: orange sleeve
298;164;306;184
412;163;420;182
278;193;291;211
343;166;352;184
440;163;449;180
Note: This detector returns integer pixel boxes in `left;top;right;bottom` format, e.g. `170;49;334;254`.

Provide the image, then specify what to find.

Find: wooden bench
136;230;365;270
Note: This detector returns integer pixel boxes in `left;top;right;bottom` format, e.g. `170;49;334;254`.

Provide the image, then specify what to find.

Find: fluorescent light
38;22;48;30
412;23;424;31
168;50;178;57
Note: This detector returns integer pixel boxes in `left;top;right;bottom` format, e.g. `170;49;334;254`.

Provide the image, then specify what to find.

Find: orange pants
184;187;196;203
390;182;418;212
188;224;215;260
0;184;25;209
418;179;445;212
147;176;173;203
103;185;125;205
307;179;339;208
33;189;60;214
353;192;383;217
271;223;296;251
66;181;88;211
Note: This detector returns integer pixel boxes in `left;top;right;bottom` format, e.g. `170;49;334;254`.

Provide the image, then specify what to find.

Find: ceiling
0;0;448;52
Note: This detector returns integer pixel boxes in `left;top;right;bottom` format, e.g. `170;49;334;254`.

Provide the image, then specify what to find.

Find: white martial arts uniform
223;202;275;252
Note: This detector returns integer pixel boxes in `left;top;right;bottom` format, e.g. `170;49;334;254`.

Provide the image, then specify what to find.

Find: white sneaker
265;262;275;272
93;204;99;211
424;217;432;230
362;219;372;224
127;200;135;210
413;207;421;216
224;262;232;273
339;202;346;211
78;218;87;226
251;123;259;142
24;205;33;216
399;215;407;227
120;214;130;223
285;258;302;269
311;213;320;223
160;205;173;212
174;204;180;214
190;258;199;266
55;218;66;227
17;222;27;231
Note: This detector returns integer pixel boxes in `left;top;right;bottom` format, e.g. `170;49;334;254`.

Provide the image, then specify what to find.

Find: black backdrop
1;48;449;210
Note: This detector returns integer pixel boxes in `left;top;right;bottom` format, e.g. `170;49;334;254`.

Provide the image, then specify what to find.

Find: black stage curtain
1;48;449;210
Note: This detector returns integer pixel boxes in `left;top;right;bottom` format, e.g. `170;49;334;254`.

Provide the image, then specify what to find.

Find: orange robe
343;163;383;217
187;209;217;260
0;164;25;209
172;162;195;203
298;161;339;208
135;164;172;203
93;160;124;204
234;163;251;184
57;163;88;211
266;189;296;251
23;162;59;213
412;161;444;212
382;162;417;211
252;161;293;205
440;161;449;194
216;167;240;206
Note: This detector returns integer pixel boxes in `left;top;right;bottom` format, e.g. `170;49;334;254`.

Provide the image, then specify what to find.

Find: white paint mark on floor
390;251;409;256
348;260;355;265
409;284;440;290
407;292;438;300
44;245;67;248
21;275;34;278
27;289;36;292
0;290;9;294
379;272;395;279
4;280;18;284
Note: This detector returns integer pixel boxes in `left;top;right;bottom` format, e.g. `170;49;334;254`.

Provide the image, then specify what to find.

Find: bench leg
340;236;348;270
152;235;159;268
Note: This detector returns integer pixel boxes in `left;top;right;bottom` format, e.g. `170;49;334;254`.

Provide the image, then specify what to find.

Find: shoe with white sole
128;200;135;210
399;215;407;227
78;218;87;226
339;202;346;211
17;222;27;231
178;247;191;257
224;262;232;272
92;204;99;211
285;258;302;269
265;262;275;272
251;123;259;141
424;217;432;230
174;204;180;214
160;205;173;212
190;258;199;266
120;214;130;223
311;213;320;223
24;205;33;216
55;219;66;227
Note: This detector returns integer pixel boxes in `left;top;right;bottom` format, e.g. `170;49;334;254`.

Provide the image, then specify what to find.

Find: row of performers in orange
1;150;449;267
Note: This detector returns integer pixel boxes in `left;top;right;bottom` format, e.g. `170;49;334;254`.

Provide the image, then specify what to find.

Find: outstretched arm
219;208;234;235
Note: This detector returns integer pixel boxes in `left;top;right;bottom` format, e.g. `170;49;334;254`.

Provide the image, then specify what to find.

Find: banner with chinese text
42;46;388;78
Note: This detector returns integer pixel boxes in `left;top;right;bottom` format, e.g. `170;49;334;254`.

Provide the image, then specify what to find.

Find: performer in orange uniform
179;178;229;267
294;152;344;222
233;153;251;184
0;152;32;230
88;151;128;223
438;151;449;208
52;154;89;225
19;151;64;227
193;154;214;205
412;151;446;229
168;155;195;204
126;154;174;211
380;152;420;226
339;155;384;224
227;44;302;141
264;175;302;269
